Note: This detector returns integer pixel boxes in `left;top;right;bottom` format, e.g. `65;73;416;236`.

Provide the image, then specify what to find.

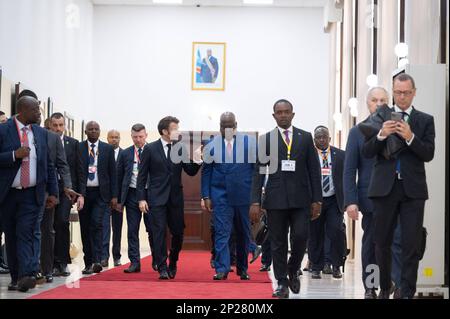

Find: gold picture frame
191;42;226;91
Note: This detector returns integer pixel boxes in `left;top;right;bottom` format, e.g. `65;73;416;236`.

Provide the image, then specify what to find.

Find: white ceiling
91;0;326;7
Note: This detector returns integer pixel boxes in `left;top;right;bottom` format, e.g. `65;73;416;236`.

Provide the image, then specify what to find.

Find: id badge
281;160;296;172
322;168;331;176
88;165;97;174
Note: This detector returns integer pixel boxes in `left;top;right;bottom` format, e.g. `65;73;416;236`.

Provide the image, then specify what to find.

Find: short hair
0;111;5;116
314;125;329;134
273;99;293;112
44;118;52;129
158;116;179;135
50;112;65;120
18;89;38;100
366;86;389;101
131;123;146;132
393;73;416;89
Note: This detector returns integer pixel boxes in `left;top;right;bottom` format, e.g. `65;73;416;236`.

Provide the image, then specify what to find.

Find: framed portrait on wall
192;42;226;91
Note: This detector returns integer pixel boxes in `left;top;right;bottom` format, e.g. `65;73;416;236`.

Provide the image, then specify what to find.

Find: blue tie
88;143;96;181
322;150;330;193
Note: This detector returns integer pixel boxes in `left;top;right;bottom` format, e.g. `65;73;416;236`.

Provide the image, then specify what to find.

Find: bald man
201;112;256;280
101;129;123;267
77;121;118;274
0;96;58;292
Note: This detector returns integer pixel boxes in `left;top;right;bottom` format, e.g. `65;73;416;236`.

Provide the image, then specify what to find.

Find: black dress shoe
45;275;54;283
124;263;141;273
213;272;228;280
332;267;342;279
100;259;109;268
296;269;303;277
288;272;300;294
35;273;46;285
272;284;289;299
237;269;250;280
259;264;271;272
393;288;402;299
8;282;18;291
93;263;103;273
0;266;10;274
249;246;262;264
82;265;93;275
322;263;333;275
168;263;177;279
311;270;322;279
18;276;36;292
364;288;378;299
378;289;391;299
113;259;121;267
60;264;71;277
159;270;169;280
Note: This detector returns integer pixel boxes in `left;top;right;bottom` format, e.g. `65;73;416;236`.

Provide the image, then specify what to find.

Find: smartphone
391;112;403;122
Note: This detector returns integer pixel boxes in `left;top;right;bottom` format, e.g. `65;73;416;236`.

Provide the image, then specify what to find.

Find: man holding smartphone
362;73;435;299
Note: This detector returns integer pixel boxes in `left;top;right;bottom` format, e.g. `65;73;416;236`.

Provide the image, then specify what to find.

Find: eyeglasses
393;90;414;97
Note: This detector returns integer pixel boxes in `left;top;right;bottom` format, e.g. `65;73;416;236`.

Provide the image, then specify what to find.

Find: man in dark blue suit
308;126;345;280
117;124;155;273
0;96;58;292
201;112;256;280
137;116;201;280
344;87;402;299
78;121;118;275
201;49;219;83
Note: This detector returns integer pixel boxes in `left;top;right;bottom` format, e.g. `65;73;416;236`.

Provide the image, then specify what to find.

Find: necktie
226;141;233;158
20;127;30;188
167;143;172;165
88;143;96;181
138;147;142;163
322;150;330;193
283;130;291;145
396;112;409;174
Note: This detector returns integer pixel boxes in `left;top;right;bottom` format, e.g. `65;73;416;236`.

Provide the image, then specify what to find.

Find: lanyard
134;147;141;164
281;131;293;160
317;147;330;166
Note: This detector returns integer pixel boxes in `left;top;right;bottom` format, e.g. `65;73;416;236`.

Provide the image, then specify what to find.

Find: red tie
226;141;233;157
20;127;30;188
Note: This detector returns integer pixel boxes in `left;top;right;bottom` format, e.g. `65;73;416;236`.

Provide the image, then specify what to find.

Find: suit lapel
7;119;21;150
276;128;288;158
157;140;170;170
30;124;41;160
291;127;301;157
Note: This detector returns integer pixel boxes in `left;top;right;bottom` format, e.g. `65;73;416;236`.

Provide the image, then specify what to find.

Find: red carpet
30;251;273;299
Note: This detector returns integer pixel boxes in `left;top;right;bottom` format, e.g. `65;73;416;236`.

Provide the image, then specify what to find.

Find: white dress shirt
160;138;172;158
12;118;37;188
87;140;100;187
114;147;120;161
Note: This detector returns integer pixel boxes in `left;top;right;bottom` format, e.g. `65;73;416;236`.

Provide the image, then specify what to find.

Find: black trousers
54;194;73;266
261;237;272;266
267;207;309;285
40;207;55;275
79;188;107;267
372;179;425;298
149;202;184;271
308;195;344;271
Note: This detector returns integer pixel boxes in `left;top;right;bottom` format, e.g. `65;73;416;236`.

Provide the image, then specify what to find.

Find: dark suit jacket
137;139;201;207
78;140;118;203
62;135;82;193
362;107;435;199
201;134;256;206
343;124;375;213
327;146;345;213
0;118;58;206
251;127;322;210
117;146;139;205
47;131;71;190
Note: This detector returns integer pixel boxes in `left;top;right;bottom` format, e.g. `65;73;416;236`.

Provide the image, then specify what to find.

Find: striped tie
88;143;96;181
20;127;30;188
322;150;330;193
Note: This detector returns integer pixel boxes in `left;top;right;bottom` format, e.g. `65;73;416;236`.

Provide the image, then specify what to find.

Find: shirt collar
160;138;171;148
89;140;99;148
277;126;293;135
135;143;146;151
15;116;30;130
394;105;413;116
